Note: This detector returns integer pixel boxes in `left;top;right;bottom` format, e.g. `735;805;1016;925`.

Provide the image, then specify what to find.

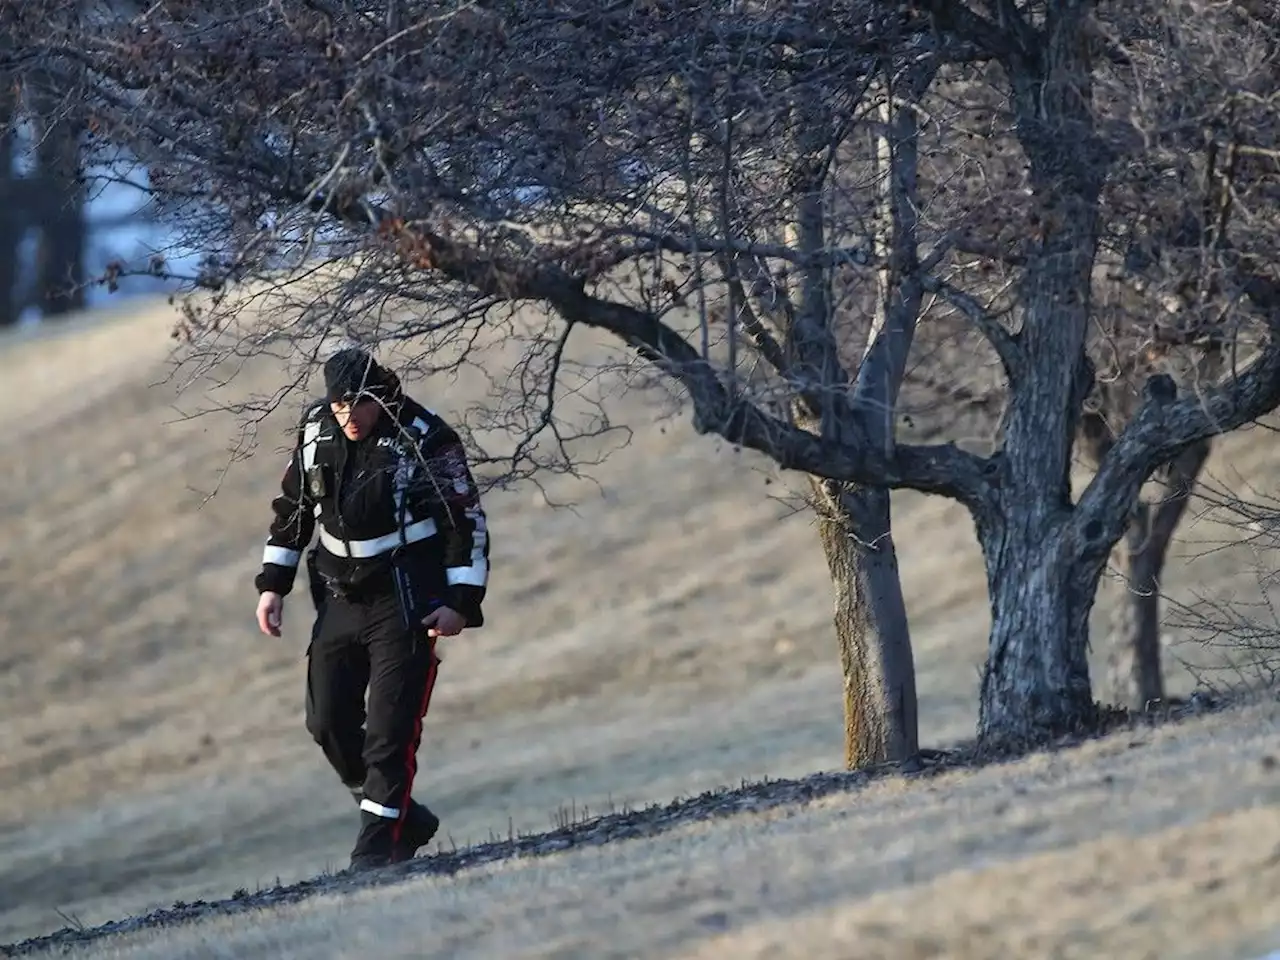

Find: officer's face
331;396;381;440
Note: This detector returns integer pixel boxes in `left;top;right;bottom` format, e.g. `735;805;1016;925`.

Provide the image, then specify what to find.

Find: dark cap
323;347;392;404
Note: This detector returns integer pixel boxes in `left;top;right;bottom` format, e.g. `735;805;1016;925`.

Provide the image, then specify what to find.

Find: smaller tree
798;58;939;769
1074;0;1280;709
1078;347;1214;711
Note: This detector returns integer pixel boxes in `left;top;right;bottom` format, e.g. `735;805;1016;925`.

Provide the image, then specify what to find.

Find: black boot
397;800;440;860
348;808;397;871
343;785;439;867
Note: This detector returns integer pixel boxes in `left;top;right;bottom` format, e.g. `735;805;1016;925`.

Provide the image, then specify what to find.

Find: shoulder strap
298;402;341;504
301;418;323;472
394;414;425;550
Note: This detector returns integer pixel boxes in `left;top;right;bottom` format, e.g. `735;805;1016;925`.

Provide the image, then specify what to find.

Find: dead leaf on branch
378;220;438;271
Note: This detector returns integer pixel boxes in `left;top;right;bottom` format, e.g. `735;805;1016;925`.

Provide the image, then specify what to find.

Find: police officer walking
252;346;490;872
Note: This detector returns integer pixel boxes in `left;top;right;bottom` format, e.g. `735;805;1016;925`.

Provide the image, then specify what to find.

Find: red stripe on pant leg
391;638;439;848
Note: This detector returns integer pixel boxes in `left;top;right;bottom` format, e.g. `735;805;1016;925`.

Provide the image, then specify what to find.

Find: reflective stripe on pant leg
358;607;438;860
391;637;439;846
360;797;401;819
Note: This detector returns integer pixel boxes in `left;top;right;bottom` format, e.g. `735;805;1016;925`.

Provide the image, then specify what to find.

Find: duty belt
318;517;438;559
321;571;394;603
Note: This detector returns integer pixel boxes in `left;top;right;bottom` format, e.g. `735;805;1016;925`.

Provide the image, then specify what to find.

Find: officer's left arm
418;425;489;626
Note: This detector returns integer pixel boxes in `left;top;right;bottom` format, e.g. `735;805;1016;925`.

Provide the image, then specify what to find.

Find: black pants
305;589;440;860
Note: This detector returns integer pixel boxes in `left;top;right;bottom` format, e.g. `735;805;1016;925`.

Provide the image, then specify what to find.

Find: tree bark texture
1104;440;1209;709
977;6;1112;748
976;509;1107;748
976;220;1104;745
811;481;918;768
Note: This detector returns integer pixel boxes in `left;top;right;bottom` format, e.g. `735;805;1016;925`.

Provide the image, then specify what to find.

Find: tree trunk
0;184;19;328
977;513;1103;748
31;116;86;317
812;480;918;767
790;64;931;770
34;179;87;317
0;74;19;328
977;7;1111;749
1105;440;1209;709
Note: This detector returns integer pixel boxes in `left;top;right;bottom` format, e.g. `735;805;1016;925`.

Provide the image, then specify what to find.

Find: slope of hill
7;697;1280;959
2;295;1279;955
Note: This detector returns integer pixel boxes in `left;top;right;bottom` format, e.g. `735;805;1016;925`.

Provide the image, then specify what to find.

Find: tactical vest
297;407;435;561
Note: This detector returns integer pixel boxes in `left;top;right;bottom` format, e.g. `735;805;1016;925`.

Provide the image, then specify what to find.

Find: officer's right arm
253;424;316;597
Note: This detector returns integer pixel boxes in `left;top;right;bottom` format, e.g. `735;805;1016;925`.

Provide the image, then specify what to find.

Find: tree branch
1072;288;1280;559
587;230;875;272
557;287;993;505
921;274;1023;384
722;271;789;374
302;183;994;505
913;0;1026;61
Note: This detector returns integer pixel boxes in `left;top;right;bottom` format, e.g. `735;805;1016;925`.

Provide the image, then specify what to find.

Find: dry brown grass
2;294;1280;957
18;698;1280;960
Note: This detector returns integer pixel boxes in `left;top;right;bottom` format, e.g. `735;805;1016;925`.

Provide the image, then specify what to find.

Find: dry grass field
2;295;1280;958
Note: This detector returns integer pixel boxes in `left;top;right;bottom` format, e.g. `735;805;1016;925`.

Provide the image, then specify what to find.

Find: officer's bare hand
422;606;465;638
257;591;284;637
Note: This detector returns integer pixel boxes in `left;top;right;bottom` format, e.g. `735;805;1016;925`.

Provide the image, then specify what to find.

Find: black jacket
254;394;490;627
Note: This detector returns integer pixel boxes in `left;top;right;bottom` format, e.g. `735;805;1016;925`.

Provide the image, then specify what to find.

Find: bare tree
1083;415;1212;710
1070;0;1280;710
27;1;88;317
0;17;22;328
1;0;89;325
13;0;1280;754
807;61;936;768
1077;308;1220;711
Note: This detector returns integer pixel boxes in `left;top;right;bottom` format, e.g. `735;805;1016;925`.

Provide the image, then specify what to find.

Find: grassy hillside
2;295;1279;956
8;698;1280;959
